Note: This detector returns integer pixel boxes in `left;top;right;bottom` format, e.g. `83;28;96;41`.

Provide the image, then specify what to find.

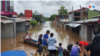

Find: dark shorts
37;45;42;55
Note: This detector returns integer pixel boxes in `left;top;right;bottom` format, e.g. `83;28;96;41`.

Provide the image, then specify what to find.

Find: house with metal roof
1;19;15;38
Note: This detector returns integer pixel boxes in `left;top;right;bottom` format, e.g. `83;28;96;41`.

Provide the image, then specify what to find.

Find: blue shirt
58;47;63;54
70;46;80;56
43;34;49;45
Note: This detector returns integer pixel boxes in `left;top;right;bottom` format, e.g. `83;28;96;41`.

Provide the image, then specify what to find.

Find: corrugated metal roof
1;19;13;24
18;17;32;21
10;18;26;22
69;7;85;14
75;18;99;23
66;23;81;28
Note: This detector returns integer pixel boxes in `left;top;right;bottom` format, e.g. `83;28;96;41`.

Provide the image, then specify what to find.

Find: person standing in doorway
78;41;89;56
43;30;50;56
47;33;57;56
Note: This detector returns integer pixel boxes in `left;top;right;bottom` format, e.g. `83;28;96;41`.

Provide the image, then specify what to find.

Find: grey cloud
14;1;100;17
85;1;100;6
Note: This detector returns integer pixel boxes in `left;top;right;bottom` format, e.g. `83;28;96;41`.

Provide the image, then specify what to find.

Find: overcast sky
14;0;100;17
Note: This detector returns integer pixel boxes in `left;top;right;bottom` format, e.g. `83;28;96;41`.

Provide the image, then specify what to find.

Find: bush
30;21;37;27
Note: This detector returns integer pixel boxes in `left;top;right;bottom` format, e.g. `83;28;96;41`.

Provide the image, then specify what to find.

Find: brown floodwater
1;21;91;56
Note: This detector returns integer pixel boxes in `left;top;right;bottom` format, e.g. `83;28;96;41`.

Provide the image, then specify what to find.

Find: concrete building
1;17;26;39
55;15;69;28
76;18;100;41
69;7;100;21
10;18;26;33
1;19;15;38
1;1;17;17
64;7;100;34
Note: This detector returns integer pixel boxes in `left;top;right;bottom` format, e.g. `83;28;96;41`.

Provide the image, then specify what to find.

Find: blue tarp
1;50;27;56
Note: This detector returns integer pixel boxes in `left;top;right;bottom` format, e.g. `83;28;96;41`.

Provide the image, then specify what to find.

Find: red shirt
79;41;89;47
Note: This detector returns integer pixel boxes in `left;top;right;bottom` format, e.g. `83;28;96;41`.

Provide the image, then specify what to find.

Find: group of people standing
37;30;100;56
37;30;63;56
24;30;100;56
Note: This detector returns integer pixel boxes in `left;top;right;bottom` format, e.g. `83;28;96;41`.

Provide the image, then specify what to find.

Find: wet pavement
1;21;91;56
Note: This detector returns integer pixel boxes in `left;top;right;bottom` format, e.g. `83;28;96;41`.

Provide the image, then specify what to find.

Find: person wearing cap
37;34;43;56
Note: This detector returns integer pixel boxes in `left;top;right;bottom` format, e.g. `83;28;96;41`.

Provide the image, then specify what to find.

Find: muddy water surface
1;21;91;56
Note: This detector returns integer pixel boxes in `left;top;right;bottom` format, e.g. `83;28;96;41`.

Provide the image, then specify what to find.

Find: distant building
55;15;68;21
69;7;100;21
1;1;17;17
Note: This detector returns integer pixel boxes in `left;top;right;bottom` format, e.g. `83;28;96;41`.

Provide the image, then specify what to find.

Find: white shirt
48;46;56;50
25;35;29;39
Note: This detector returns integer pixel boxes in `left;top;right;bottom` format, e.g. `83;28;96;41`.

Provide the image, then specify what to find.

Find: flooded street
1;21;91;56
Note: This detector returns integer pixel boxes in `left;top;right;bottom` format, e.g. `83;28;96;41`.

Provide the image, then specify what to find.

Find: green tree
32;14;43;22
58;6;68;15
30;21;38;27
50;14;56;21
32;13;34;15
17;15;20;17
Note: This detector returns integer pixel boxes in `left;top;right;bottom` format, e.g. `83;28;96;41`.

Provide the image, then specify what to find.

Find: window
5;1;7;11
0;0;2;11
10;1;14;12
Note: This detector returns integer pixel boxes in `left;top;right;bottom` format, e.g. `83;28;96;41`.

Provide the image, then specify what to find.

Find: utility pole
62;9;63;23
80;5;82;20
86;7;88;19
72;6;74;23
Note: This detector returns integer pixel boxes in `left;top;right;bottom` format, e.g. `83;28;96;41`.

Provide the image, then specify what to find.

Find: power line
40;1;51;6
19;1;26;9
59;0;80;6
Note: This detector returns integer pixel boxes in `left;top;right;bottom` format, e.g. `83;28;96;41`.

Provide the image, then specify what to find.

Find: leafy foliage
58;6;68;15
33;15;43;22
30;21;37;27
45;18;48;21
17;15;20;17
50;14;56;21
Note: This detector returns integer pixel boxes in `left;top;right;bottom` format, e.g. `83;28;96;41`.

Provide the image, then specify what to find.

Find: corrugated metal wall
16;22;26;33
1;23;14;38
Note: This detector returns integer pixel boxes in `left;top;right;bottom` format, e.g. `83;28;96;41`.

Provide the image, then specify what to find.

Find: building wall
16;22;26;33
0;23;4;38
1;23;14;38
87;25;93;40
1;1;14;17
80;24;87;41
88;10;100;19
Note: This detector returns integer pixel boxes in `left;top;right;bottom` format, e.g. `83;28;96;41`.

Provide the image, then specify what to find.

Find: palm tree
58;6;68;15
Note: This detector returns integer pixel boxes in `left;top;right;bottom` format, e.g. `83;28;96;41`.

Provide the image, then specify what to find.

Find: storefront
1;19;15;38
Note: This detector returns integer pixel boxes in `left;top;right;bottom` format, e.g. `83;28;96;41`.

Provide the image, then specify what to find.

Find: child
58;43;63;56
70;42;80;56
24;31;31;41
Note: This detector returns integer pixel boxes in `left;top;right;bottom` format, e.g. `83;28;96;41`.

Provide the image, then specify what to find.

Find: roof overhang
1;19;13;24
65;23;81;28
75;18;99;24
10;18;26;22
